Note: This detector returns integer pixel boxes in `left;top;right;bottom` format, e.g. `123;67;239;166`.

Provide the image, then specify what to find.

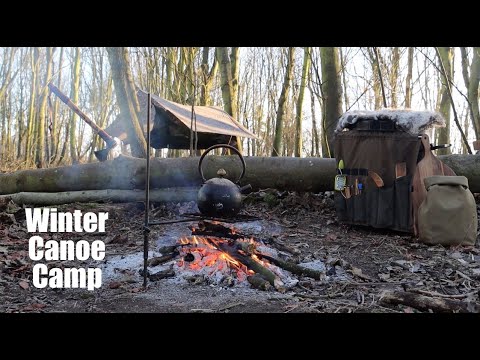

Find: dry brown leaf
350;266;374;281
109;281;122;289
31;303;47;309
22;303;47;312
325;233;337;241
109;234;129;244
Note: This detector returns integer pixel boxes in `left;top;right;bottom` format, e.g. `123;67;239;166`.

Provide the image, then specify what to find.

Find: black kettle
197;144;251;217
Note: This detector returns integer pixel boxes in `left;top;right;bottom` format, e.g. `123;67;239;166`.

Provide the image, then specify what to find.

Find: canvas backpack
334;129;420;232
418;176;478;246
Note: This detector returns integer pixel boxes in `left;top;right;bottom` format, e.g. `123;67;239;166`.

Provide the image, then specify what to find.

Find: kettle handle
198;144;246;184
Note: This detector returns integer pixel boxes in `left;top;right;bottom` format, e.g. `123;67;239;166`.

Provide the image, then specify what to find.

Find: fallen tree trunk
438;154;480;191
380;291;476;313
0;188;198;205
0;155;334;195
1;154;479;195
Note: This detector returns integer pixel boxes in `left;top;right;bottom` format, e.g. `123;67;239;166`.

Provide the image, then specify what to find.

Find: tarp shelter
105;89;258;149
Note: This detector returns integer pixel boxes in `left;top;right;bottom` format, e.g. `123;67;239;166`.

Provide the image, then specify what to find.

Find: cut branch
148;268;175;281
257;253;324;280
208;238;283;289
247;274;272;291
380;291;476;313
147;252;179;266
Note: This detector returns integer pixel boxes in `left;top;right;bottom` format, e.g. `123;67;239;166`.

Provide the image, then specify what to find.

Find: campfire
147;221;325;291
177;235;256;282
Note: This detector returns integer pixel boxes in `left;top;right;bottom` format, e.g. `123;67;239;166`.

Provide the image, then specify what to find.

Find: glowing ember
162;221;298;290
175;234;256;282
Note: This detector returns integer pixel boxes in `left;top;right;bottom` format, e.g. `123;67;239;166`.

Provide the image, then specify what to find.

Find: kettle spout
239;184;252;193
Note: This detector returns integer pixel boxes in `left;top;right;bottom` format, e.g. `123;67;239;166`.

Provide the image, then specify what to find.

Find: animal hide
335;109;446;135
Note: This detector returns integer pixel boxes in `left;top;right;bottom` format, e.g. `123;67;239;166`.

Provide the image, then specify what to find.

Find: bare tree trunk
367;47;383;110
25;48;39;164
35;47;54;168
231;47;240;122
5;87;12;158
295;47;311;157
309;82;319;157
165;48;174;100
460;47;480;140
339;47;349;109
0;48;17;162
16;62;25;159
405;47;414;108
463;105;469;154
106;47;147;158
177;48;188;103
469;47;480;139
320;47;343;158
0;47;17;100
272;47;295;157
390;47;400;108
200;47;218;106
436;47;453;155
216;47;237;116
216;47;241;151
69;47;81;164
50;47;64;163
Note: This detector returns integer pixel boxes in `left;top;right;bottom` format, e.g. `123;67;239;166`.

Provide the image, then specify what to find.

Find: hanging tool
334;159;347;191
48;82;118;162
368;170;384;187
430;144;451;151
358;182;363;195
395;162;407;179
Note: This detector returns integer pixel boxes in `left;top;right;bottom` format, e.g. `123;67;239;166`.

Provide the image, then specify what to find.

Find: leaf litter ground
0;192;479;313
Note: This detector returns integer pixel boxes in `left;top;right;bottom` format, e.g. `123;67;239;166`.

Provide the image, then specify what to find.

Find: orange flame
174;227;273;283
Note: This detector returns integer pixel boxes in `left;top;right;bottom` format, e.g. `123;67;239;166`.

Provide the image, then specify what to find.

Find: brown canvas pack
418;176;478;246
334;130;420;232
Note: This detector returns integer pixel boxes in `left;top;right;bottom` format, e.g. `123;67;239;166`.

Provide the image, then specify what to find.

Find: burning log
197;221;236;233
158;244;189;254
265;238;301;256
247;274;272;291
235;241;257;255
257;254;324;280
190;221;246;241
380;291;477;313
191;229;244;241
147;251;179;266
209;239;283;289
1;154;479;196
192;222;259;255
